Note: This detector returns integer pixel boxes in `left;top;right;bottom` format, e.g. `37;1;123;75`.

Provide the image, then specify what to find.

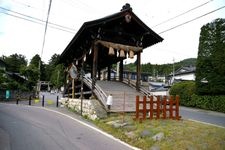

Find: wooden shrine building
59;4;163;98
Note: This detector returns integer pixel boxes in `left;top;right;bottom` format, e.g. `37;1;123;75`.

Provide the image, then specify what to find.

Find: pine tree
196;18;225;95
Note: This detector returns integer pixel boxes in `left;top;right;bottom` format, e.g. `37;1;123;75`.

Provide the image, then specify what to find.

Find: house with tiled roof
167;66;196;85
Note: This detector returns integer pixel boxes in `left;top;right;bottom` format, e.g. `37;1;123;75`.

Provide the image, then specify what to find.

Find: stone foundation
60;98;107;120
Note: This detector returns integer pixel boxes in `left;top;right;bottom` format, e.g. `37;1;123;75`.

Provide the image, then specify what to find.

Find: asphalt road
180;106;225;127
0;103;136;150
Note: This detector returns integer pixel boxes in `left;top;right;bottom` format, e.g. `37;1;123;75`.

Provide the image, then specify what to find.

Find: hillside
125;58;196;76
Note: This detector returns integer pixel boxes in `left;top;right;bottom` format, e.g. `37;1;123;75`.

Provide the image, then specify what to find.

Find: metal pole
16;96;19;105
56;95;59;107
42;95;45;107
29;95;31;105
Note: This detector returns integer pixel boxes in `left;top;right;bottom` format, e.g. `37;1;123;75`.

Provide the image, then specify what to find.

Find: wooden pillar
136;51;141;91
63;68;67;97
119;60;123;82
72;78;75;98
107;65;111;81
97;69;101;80
91;43;98;97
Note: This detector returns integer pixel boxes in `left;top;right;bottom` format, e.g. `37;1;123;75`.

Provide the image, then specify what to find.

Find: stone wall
60;98;107;120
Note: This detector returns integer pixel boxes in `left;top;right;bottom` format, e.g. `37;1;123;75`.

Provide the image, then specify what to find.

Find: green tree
196;18;225;95
50;64;64;88
30;54;40;68
20;64;39;90
3;54;27;72
45;54;60;81
29;54;46;81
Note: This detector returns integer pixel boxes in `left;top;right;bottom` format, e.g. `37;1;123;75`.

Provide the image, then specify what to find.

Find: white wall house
168;66;196;85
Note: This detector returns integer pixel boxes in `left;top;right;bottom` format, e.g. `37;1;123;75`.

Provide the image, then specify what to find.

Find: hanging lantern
108;47;114;55
129;50;134;59
119;49;125;57
117;50;120;57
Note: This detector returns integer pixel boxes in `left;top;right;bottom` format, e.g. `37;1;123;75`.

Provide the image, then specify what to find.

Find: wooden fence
135;95;181;121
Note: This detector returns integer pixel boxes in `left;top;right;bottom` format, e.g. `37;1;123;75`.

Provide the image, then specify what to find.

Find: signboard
69;64;78;79
6;90;10;100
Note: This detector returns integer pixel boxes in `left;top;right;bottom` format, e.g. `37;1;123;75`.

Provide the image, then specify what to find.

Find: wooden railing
135;95;181;121
122;78;153;97
83;76;107;108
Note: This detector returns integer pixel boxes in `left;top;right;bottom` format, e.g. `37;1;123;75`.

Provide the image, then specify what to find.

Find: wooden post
136;52;141;91
169;96;174;119
97;69;101;80
162;96;167;119
107;65;111;81
119;60;123;82
150;96;153;119
143;96;147;120
135;95;139;120
156;96;160;119
91;43;98;97
63;68;67;97
72;78;74;98
175;95;180;120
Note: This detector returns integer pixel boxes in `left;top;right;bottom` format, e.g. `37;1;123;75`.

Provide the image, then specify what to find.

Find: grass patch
46;100;53;105
34;99;40;103
92;113;225;150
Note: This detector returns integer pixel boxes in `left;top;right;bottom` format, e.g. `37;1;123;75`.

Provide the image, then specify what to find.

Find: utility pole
37;0;52;97
172;58;175;85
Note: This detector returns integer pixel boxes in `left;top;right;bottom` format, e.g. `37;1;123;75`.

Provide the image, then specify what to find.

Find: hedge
190;95;225;113
170;81;225;113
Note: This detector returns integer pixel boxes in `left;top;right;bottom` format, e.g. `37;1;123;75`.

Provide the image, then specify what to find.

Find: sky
0;0;224;65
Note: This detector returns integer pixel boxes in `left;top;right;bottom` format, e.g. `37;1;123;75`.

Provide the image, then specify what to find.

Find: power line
0;11;43;25
0;6;76;33
0;11;76;34
152;0;214;28
159;5;225;34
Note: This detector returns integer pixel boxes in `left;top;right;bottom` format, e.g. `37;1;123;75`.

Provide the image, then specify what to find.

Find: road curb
188;119;225;129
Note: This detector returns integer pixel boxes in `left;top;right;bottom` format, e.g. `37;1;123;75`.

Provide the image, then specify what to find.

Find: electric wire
152;0;214;27
159;5;225;34
0;6;75;32
0;11;76;34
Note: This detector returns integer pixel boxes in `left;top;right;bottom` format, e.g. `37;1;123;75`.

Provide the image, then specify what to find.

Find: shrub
191;94;225;113
169;81;196;106
169;81;225;113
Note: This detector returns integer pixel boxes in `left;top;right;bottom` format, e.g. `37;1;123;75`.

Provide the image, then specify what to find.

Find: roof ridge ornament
121;3;132;11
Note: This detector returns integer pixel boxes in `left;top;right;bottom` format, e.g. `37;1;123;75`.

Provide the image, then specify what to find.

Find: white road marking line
188;119;225;129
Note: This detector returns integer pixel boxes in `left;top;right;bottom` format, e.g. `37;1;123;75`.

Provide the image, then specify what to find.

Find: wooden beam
96;40;142;52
